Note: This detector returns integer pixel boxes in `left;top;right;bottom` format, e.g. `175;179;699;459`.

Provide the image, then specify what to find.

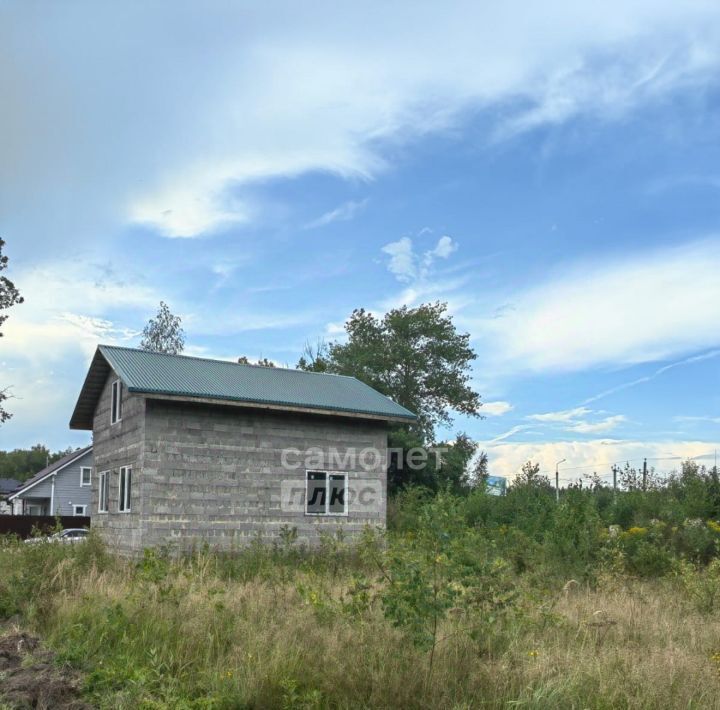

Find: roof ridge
99;344;360;381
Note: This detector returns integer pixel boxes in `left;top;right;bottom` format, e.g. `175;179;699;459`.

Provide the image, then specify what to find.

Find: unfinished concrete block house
70;345;415;554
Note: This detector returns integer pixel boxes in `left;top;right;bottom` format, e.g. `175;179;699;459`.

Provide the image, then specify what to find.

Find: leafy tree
513;460;552;490
0;238;23;424
238;356;276;367
470;450;489;487
434;433;478;494
297;339;328;373
0;445;73;482
140;301;185;355
298;302;481;441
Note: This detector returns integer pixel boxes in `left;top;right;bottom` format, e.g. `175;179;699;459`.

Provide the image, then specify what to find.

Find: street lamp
555;459;566;503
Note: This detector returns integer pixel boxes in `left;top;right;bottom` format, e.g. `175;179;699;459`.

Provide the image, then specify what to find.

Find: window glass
119;467;132;512
306;471;326;514
329;474;346;514
119;469;125;509
98;471;109;513
80;467;91;486
111;380;122;424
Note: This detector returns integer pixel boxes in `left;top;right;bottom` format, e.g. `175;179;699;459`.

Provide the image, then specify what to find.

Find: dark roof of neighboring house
0;479;21;496
70;345;416;430
7;446;93;501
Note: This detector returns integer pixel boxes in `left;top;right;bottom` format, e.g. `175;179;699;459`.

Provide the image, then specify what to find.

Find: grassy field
1;490;720;709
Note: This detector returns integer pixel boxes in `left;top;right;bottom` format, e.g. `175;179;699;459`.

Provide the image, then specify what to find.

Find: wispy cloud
674;415;720;425
5;3;720;239
524;406;625;435
583;349;720;404
489;425;533;444
472;238;720;375
528;407;592;422
566;414;626;434
304;199;368;229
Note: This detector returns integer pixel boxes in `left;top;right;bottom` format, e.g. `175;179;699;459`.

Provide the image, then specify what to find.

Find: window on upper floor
111;379;123;425
80;466;91;487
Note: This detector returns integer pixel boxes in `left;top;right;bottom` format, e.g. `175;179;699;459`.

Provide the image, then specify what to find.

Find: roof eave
140;390;416;424
69;347;113;430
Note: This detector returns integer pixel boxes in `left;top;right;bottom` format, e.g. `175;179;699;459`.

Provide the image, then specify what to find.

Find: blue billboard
486;475;507;496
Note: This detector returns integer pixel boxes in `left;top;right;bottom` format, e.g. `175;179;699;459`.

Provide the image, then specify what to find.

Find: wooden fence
0;516;90;539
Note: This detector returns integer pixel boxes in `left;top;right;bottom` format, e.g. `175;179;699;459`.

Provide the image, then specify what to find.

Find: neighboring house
70;345;415;554
0;479;21;515
7;447;93;517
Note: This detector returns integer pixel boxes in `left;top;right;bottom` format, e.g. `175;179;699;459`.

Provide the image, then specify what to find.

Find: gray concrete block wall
141;400;388;550
91;369;146;554
91;369;389;553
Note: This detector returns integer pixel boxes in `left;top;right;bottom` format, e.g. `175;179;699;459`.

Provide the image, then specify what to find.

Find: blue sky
1;1;720;480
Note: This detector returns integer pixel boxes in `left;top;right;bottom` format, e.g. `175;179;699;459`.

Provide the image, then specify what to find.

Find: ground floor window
119;466;132;512
98;471;109;513
306;471;348;516
73;504;87;516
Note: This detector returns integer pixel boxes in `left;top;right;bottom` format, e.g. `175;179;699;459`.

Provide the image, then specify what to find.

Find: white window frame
110;379;122;425
305;470;348;517
80;466;92;487
73;504;87;516
98;470;109;513
118;466;132;513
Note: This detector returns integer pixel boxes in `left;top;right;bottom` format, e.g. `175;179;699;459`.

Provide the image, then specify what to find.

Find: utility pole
642;458;647;491
612;465;618;498
555;459;566;503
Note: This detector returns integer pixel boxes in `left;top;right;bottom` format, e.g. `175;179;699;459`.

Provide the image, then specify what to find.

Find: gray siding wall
91;369;146;554
140;400;388;550
16;449;93;516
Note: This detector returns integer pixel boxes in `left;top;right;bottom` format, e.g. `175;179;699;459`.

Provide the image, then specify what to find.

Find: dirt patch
0;629;93;709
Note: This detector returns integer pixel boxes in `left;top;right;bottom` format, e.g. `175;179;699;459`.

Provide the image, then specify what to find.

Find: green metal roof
70;345;416;429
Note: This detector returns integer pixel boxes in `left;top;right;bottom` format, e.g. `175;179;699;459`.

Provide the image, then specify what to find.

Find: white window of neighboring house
118;466;132;512
305;471;348;516
80;467;92;487
98;471;109;513
111;379;122;425
73;504;87;516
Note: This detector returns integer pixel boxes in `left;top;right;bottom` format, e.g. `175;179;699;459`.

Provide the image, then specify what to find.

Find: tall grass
1;520;720;709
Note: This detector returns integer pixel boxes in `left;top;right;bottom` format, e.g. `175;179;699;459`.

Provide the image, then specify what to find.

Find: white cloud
382;235;459;284
5;2;720;239
566;414;626;434
425;236;457;261
382;237;417;282
485;439;720;482
304;199;368;230
482;400;514;417
528;406;591;422
473;238;720;374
